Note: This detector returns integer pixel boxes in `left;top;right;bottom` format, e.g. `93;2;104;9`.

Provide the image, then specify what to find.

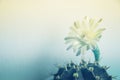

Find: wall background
0;0;120;80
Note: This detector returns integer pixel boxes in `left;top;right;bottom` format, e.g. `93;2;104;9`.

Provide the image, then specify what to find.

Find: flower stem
92;45;100;62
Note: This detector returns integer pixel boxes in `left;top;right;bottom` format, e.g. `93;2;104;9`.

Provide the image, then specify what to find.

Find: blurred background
0;0;120;80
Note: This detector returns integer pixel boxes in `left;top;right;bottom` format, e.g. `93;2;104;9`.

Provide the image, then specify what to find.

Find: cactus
52;17;113;80
53;60;112;80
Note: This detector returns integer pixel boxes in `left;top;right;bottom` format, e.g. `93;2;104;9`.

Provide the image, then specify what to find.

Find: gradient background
0;0;120;80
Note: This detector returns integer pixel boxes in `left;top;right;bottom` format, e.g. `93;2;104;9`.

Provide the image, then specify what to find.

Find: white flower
65;17;105;56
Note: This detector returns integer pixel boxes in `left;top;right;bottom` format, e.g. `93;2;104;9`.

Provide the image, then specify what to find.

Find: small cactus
53;61;112;80
52;17;114;80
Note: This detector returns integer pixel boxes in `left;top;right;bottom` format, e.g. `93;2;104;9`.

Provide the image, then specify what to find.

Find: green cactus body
53;61;112;80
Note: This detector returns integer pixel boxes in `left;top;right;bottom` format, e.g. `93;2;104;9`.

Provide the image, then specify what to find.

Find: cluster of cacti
54;60;112;80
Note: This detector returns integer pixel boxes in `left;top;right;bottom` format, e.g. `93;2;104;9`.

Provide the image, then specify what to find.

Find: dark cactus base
54;60;112;80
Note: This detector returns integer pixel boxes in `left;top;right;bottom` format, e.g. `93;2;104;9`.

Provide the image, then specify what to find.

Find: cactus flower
64;17;105;62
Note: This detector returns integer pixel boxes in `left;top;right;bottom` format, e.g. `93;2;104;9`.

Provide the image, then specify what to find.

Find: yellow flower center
86;31;95;40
